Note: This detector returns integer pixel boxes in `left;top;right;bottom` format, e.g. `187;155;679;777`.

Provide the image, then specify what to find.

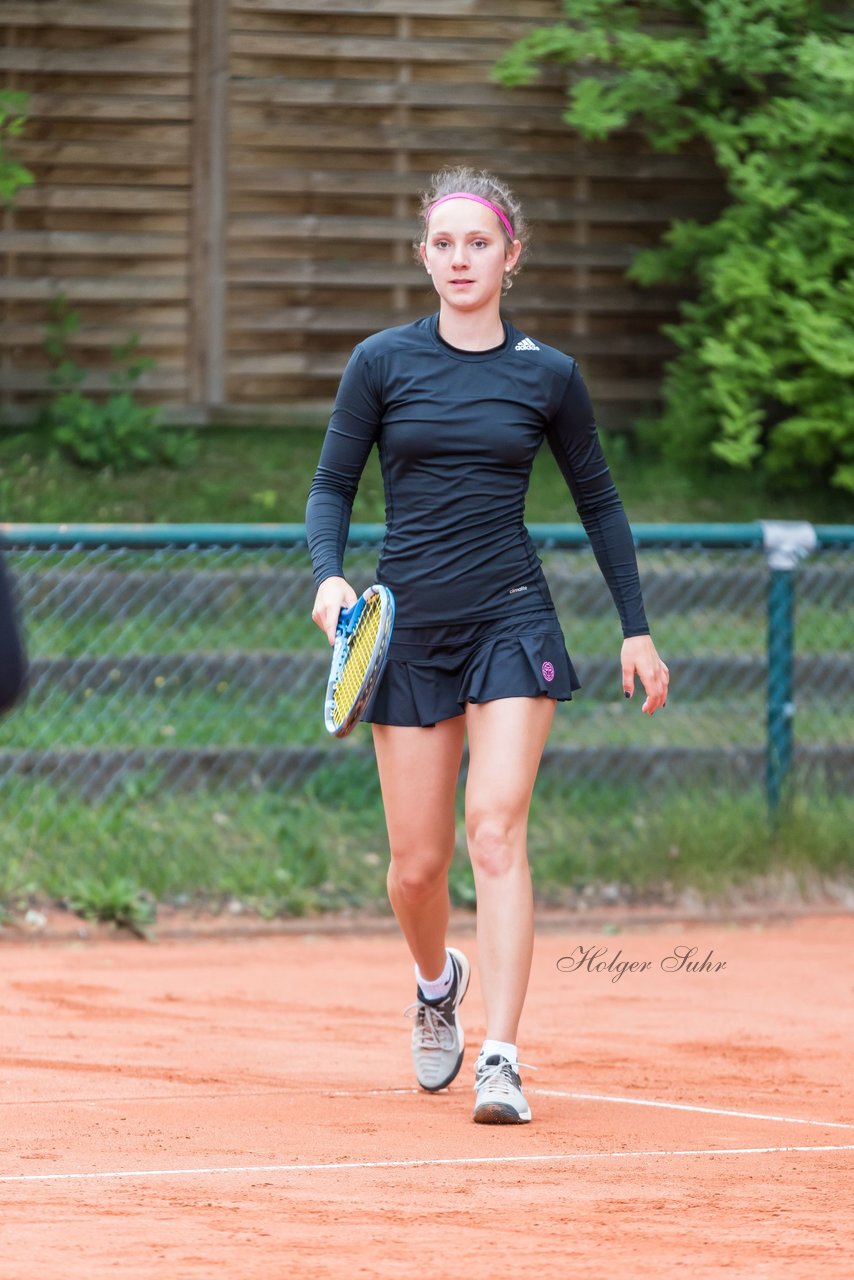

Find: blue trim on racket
324;584;395;738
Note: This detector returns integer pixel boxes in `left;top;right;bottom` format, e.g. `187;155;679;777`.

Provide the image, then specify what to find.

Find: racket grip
337;593;366;635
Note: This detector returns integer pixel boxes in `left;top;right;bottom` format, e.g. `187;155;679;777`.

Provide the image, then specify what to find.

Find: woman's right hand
311;576;359;645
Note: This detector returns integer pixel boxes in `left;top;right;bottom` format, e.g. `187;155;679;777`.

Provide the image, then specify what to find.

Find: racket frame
323;583;395;738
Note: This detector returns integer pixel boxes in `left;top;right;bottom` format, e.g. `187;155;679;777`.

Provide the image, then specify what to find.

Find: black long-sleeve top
305;314;649;636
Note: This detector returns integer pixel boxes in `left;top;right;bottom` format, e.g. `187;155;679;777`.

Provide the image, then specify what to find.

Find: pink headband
424;192;515;240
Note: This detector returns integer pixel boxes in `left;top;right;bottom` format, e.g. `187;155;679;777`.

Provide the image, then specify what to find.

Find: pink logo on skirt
541;660;555;683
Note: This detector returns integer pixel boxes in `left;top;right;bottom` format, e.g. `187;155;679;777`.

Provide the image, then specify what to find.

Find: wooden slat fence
1;1;723;428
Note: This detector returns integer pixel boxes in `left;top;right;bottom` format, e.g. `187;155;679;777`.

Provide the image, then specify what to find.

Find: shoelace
403;998;458;1051
474;1057;538;1096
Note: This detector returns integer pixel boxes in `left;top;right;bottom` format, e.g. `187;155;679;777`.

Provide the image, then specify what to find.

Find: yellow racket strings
332;594;382;726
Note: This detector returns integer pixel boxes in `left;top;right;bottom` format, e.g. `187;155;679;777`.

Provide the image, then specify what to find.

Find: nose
451;242;469;269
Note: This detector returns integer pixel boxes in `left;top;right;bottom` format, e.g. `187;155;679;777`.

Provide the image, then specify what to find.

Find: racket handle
336;591;368;637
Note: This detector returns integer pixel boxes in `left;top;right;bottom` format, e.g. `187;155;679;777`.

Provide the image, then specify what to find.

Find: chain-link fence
1;525;851;834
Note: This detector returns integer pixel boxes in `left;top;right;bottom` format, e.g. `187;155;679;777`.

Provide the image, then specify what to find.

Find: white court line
1;1145;852;1186
327;1086;854;1131
531;1090;854;1131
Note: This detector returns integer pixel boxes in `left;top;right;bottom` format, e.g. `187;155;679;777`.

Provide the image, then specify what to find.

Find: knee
466;812;519;879
388;850;450;904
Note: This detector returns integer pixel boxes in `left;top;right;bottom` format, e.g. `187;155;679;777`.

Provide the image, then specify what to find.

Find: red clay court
1;911;852;1278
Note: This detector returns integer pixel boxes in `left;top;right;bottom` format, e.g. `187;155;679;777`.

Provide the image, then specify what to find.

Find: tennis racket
324;584;395;738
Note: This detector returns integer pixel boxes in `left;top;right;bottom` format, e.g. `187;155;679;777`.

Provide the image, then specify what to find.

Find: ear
418;241;428;269
505;238;522;272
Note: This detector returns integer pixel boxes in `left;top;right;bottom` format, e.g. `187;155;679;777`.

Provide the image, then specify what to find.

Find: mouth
450;279;475;286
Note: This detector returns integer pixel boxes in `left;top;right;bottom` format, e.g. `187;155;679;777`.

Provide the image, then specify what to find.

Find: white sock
415;952;454;1001
479;1038;518;1066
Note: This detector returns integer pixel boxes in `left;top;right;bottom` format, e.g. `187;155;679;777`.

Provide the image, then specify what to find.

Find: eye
473;239;488;249
433;238;450;249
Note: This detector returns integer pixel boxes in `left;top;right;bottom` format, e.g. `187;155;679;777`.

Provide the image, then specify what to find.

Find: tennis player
306;167;669;1124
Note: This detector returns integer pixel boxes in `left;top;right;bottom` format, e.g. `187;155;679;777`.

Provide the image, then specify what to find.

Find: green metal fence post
761;522;818;818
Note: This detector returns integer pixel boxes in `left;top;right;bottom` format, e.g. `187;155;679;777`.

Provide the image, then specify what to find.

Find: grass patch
0;769;391;920
1;774;851;922
67;876;157;938
527;777;854;904
1;427;851;526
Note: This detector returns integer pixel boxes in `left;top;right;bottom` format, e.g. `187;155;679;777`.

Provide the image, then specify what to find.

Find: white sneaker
473;1053;533;1124
404;947;471;1092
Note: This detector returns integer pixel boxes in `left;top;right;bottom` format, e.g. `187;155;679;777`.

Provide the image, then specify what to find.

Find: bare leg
371;716;466;979
464;696;555;1044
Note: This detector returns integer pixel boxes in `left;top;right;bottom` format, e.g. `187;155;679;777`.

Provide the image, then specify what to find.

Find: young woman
306;167;669;1125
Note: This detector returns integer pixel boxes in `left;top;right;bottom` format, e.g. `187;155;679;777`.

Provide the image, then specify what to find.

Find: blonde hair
415;166;528;291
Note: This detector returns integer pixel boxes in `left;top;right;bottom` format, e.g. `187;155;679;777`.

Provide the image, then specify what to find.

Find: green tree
495;1;854;494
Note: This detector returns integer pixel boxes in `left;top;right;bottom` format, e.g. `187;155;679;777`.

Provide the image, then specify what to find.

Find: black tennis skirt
362;605;581;728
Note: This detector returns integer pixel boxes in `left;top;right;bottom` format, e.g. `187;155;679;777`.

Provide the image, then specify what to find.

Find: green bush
495;1;854;494
41;295;197;471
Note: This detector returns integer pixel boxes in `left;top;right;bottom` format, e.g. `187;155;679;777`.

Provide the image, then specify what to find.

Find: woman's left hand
621;635;669;715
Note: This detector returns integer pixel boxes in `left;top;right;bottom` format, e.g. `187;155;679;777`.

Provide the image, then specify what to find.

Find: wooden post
189;0;228;414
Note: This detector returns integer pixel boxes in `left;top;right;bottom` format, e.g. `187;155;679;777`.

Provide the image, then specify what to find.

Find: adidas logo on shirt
514;337;540;351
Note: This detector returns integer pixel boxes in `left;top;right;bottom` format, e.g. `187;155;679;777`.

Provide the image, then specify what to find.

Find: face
419;198;522;312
